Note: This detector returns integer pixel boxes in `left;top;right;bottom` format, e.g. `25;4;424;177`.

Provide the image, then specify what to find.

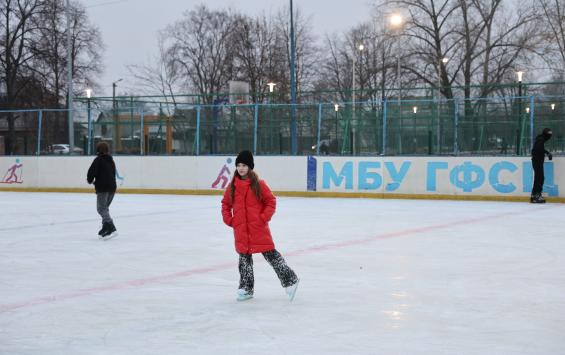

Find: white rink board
311;156;563;197
0;156;307;192
0;156;562;198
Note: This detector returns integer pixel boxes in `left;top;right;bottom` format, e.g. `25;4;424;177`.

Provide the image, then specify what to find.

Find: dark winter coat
87;154;117;193
221;176;276;254
531;134;551;162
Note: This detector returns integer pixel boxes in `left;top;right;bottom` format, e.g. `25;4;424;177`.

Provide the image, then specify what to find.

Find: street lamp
389;13;404;101
413;106;418;151
267;82;276;94
352;43;364;155
389;13;403;27
267;82;276;153
289;0;298;155
86;89;92;155
334;104;340;153
112;78;123;153
516;71;524;155
66;0;74;155
389;13;404;153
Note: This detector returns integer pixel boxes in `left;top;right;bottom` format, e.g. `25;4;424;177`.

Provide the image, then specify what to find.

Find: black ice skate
530;194;546;204
99;222;118;240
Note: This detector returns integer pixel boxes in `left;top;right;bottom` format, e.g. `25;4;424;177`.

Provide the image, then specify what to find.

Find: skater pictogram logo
116;169;125;186
1;158;24;184
212;158;233;189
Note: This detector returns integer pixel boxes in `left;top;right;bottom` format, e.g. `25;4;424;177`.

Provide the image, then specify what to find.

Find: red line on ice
0;207;547;313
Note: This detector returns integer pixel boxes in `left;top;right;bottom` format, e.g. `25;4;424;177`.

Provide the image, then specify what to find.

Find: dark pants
532;159;545;196
96;192;115;224
238;249;298;293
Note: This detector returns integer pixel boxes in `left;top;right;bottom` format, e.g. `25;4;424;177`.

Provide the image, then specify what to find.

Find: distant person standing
499;137;508;155
530;128;553;203
87;142;118;239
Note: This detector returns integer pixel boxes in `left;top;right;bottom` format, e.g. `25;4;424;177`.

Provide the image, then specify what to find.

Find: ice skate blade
285;279;300;302
99;232;118;241
236;294;253;302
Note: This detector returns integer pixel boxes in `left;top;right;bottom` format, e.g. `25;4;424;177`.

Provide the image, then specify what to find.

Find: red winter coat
221;176;276;254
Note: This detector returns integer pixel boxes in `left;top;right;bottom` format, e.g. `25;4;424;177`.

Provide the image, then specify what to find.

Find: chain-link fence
1;95;563;156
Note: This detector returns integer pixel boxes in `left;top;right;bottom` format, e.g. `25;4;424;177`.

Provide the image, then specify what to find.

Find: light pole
289;0;298;155
112;78;123;153
86;89;92;155
352;43;364;155
267;82;276;153
388;14;403;103
437;57;449;154
334;103;339;154
66;0;74;155
389;13;404;153
516;71;523;155
413;106;418;152
267;82;276;97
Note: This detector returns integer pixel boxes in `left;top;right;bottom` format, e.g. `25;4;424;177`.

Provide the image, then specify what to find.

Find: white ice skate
285;279;300;302
99;231;118;241
236;289;253;302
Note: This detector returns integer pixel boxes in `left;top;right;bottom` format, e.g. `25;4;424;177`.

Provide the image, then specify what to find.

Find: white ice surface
1;192;564;355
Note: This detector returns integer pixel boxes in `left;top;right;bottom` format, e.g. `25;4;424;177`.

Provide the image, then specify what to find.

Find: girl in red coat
221;150;299;302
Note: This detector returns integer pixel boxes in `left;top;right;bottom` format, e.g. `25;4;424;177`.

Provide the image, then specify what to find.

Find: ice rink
1;191;564;355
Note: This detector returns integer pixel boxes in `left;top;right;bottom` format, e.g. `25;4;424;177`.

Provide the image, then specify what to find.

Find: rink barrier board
0;156;562;202
1;186;564;203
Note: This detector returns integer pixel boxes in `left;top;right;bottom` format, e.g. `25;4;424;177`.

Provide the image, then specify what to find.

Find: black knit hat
235;150;254;170
541;127;553;141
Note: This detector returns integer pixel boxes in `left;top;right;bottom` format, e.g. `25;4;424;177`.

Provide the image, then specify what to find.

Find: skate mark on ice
0;206;216;232
0;205;559;313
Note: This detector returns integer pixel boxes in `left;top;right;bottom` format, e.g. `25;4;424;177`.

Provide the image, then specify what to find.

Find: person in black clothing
87;142;118;238
530;128;553;203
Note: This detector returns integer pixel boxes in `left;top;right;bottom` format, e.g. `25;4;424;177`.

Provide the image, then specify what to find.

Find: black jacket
531;134;551;161
87;154;117;192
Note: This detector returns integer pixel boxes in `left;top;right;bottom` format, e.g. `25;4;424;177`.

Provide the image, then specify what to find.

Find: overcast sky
86;0;375;96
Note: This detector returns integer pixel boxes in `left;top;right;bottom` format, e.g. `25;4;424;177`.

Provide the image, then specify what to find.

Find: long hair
230;170;262;202
96;142;110;154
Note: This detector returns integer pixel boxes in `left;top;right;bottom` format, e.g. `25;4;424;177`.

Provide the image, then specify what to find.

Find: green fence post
454;98;459;155
382;99;388;155
196;106;201;156
253;104;258;154
529;96;535;152
37;110;43;156
140;109;144;156
316;103;322;155
87;99;92;155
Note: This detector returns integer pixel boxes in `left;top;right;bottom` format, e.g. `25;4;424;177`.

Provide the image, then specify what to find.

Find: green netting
3;94;564;156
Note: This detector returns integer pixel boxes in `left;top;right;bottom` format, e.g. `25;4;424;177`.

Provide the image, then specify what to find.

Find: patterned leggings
238;249;298;294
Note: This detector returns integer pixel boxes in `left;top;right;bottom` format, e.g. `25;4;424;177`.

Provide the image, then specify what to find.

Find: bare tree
32;0;104;106
273;5;319;101
231;13;280;103
0;0;44;154
164;5;237;104
127;32;184;108
536;0;565;75
379;0;541;99
386;0;462;99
